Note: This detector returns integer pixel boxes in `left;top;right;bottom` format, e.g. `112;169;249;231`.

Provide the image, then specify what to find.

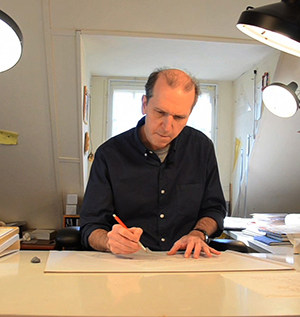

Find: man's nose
162;114;173;131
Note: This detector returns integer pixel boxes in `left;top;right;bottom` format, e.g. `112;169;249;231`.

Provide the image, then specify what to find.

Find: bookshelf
63;215;80;227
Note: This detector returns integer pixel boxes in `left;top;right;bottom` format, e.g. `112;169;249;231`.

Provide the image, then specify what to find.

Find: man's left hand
167;231;221;259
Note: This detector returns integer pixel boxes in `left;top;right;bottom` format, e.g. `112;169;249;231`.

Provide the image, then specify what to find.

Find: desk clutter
225;213;300;253
21;229;57;250
0;220;57;251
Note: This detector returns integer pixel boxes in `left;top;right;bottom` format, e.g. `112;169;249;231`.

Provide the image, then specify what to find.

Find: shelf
63;215;80;227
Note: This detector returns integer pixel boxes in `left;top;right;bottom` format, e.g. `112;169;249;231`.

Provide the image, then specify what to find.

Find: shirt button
160;214;165;218
161;189;165;194
144;153;147;157
149;151;153;154
161;238;165;242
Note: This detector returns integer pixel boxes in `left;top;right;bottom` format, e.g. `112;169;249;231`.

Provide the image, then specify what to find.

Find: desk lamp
262;82;300;117
237;1;300;117
236;0;300;58
0;10;23;72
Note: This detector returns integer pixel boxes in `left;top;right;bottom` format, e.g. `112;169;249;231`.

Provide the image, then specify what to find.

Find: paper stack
250;213;287;226
0;227;20;258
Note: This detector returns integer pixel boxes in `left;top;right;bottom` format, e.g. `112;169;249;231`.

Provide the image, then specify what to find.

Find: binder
0;227;20;257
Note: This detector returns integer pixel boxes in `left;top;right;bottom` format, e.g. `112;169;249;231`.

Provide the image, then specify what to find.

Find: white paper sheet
44;250;294;273
222;271;300;298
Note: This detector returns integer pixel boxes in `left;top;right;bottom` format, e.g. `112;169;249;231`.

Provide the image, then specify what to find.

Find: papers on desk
251;213;287;225
224;216;254;230
0;227;20;258
44;250;293;273
228;213;300;248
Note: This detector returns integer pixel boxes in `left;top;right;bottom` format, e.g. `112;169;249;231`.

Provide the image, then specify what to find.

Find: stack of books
0;227;20;257
254;232;291;246
254;225;300;246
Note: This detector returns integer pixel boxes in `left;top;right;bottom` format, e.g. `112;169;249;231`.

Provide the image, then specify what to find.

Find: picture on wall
83;86;90;125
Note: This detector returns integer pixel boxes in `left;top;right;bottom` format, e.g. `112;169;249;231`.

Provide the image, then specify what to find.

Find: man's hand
167;231;221;259
106;224;143;255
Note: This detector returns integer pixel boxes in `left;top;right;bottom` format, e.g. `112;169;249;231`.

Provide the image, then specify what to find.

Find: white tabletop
1;251;300;317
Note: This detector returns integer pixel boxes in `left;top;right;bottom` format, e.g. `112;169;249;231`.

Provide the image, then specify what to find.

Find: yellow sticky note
0;130;19;145
233;138;241;171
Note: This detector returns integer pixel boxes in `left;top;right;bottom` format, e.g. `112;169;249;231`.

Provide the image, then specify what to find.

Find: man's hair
145;68;200;108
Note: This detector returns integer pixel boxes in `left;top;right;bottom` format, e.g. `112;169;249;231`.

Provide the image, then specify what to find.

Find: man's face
140;75;195;151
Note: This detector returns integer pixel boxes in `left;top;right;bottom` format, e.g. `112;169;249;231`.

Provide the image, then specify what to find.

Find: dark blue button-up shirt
80;117;226;251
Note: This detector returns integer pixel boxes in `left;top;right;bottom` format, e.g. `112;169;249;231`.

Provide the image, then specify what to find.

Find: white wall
0;0;61;228
230;51;298;217
0;0;84;228
245;53;300;215
216;81;233;201
80;34;92;190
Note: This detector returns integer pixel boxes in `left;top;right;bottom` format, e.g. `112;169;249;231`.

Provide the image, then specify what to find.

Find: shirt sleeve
80;149;115;250
198;140;226;237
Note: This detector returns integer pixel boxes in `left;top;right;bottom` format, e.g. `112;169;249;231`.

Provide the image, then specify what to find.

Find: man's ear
141;95;148;115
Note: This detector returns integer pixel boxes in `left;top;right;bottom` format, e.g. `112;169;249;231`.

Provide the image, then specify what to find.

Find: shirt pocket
176;183;203;216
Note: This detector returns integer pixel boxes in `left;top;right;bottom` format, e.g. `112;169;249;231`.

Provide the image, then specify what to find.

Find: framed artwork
83;86;90;124
84;132;90;153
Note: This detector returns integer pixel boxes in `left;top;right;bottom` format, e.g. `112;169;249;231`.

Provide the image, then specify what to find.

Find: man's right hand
106;224;143;254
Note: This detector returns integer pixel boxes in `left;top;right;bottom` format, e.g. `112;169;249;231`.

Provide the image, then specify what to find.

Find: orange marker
112;214;147;252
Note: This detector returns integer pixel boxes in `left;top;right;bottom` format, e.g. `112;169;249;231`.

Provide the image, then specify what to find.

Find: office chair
56;226;249;253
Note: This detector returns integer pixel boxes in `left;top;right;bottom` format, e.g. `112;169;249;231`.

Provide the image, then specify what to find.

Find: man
80;68;226;258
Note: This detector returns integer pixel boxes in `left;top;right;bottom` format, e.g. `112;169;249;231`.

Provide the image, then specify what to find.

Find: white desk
1;251;300;317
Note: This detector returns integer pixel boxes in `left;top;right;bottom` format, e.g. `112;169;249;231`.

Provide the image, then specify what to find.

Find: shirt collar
134;116;179;163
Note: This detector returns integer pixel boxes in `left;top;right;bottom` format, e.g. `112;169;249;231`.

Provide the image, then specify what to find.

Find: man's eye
174;116;185;120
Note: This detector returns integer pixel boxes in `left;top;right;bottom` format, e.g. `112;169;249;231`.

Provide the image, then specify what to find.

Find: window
188;84;217;141
108;79;217;143
108;80;145;137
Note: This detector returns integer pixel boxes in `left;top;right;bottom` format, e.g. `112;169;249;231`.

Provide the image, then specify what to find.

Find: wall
0;0;84;228
216;81;233;202
245;53;300;215
80;34;92;190
231;51;300;217
0;0;61;228
231;51;281;216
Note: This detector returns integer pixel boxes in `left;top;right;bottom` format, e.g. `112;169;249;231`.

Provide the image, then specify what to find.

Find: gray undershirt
154;145;170;162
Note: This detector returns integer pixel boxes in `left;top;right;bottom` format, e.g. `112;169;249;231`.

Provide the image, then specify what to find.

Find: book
0;227;20;257
28;229;56;240
0;227;19;243
242;226;264;237
265;232;289;242
254;235;291;246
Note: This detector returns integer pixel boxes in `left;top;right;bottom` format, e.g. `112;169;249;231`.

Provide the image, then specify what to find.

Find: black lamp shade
0;10;23;72
237;1;300;57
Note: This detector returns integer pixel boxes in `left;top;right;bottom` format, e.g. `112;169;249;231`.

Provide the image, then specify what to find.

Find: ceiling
82;34;276;81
